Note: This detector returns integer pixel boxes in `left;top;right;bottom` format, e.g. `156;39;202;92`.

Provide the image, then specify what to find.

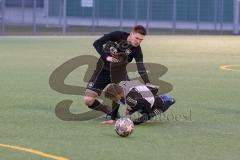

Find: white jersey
119;80;155;107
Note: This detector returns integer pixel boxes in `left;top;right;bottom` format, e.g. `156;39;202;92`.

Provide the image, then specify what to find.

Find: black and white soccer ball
114;117;134;137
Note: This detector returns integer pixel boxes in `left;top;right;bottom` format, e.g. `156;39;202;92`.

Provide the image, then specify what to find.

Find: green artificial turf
0;36;239;160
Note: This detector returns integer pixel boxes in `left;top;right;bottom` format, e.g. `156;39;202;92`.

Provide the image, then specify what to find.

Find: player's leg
84;59;112;114
84;89;112;114
154;95;175;112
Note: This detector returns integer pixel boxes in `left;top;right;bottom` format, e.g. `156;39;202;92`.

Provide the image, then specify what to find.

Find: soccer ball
114;117;134;137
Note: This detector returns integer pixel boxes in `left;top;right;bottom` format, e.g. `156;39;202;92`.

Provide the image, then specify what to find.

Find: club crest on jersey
87;82;94;88
125;48;132;55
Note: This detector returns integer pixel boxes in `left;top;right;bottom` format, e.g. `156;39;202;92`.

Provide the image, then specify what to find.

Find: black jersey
93;31;150;84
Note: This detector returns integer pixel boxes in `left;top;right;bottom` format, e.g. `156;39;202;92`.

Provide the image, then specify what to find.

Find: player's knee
83;96;95;106
84;89;98;106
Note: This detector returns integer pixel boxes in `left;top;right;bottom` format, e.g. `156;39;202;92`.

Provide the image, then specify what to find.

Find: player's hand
146;83;159;95
101;120;116;125
106;56;119;63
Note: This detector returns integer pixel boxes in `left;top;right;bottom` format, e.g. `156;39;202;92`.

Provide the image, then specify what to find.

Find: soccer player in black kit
83;25;153;120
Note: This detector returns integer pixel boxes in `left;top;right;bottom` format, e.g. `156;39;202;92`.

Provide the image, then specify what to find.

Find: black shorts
86;58;129;95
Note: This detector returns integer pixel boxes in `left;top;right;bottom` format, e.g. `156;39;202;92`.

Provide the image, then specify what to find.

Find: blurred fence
0;0;239;35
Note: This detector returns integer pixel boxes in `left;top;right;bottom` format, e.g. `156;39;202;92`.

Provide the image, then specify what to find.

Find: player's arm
110;104;120;120
134;47;150;84
146;85;158;95
93;31;121;62
101;102;119;124
134;48;159;94
131;98;156;125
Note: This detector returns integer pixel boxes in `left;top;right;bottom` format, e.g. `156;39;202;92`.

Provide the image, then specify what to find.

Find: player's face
129;32;145;47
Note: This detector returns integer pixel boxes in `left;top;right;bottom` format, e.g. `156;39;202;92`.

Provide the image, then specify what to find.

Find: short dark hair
133;25;147;35
104;83;123;100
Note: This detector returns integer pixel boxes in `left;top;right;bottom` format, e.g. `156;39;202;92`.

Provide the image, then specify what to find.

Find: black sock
88;100;112;114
